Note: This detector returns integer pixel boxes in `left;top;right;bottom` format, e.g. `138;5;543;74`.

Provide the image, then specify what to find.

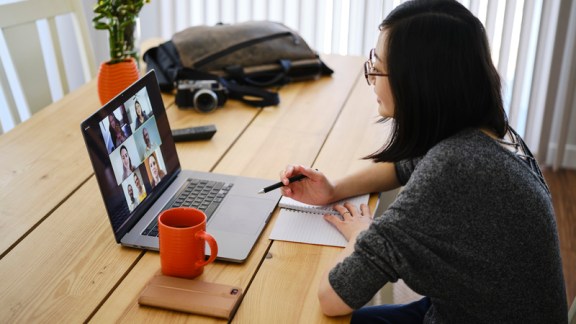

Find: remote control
171;124;217;141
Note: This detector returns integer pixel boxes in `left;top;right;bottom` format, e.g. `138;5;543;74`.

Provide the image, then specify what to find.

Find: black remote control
171;124;217;141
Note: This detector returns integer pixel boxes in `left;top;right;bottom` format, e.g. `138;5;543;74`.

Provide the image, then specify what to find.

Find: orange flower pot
97;58;140;105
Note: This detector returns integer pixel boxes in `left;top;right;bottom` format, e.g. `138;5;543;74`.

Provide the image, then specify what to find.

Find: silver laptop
81;70;281;263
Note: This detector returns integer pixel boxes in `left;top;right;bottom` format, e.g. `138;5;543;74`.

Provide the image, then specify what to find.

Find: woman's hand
324;202;373;241
280;165;336;205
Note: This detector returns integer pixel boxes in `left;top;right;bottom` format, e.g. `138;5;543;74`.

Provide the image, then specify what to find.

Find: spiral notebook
269;195;370;247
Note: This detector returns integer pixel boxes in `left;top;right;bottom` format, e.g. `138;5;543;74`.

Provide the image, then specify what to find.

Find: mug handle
195;231;218;267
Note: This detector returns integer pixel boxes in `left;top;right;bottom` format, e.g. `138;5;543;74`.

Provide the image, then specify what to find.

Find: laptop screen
81;71;180;242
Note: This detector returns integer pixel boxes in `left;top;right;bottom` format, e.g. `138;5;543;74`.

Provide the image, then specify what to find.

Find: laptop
81;70;281;263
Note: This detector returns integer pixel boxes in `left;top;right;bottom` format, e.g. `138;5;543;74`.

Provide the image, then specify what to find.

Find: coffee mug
158;207;218;279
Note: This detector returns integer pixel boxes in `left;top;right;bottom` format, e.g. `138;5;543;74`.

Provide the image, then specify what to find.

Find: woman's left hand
324;202;373;241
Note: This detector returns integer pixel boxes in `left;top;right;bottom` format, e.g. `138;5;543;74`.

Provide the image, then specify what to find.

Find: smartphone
138;275;243;319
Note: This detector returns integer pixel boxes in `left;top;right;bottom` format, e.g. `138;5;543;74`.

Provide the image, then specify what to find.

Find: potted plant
93;0;150;104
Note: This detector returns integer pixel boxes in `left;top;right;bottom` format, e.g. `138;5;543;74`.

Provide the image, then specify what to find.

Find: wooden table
0;55;392;323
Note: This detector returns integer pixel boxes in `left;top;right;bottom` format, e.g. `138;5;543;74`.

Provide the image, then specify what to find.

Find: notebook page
278;194;370;214
269;209;347;247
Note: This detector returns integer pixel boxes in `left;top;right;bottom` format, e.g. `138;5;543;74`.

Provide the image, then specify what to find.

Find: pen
258;174;308;194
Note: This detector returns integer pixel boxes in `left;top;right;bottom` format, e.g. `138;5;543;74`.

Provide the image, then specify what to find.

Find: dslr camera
175;80;228;113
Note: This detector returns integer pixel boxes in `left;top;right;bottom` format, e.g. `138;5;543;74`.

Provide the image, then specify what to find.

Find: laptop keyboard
142;178;233;237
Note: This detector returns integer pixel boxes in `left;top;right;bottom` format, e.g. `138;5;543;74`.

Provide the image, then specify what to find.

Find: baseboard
546;144;576;169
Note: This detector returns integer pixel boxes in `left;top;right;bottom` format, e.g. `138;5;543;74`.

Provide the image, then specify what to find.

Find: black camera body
175;80;228;113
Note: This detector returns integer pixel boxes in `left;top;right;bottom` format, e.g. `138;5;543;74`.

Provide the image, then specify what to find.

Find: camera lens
193;89;218;113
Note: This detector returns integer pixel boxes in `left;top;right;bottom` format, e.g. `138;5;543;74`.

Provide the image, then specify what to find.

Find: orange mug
158;207;218;279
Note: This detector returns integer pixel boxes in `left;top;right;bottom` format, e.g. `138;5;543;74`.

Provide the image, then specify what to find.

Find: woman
109;114;127;147
134;100;148;129
280;1;567;323
148;154;166;188
120;145;136;181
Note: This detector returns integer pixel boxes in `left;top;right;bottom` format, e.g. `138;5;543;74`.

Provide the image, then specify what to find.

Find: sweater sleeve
328;154;447;309
328;224;401;308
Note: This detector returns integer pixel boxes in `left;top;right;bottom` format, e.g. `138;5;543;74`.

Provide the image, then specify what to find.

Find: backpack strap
224;59;292;87
219;79;280;107
176;68;279;108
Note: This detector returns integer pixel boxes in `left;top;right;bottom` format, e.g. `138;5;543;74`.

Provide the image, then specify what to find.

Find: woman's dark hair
135;100;142;112
120;144;132;163
366;0;508;162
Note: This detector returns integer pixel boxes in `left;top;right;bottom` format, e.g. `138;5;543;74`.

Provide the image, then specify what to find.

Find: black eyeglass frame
364;48;388;85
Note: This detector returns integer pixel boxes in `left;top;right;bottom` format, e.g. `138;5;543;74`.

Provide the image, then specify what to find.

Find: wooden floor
542;168;576;306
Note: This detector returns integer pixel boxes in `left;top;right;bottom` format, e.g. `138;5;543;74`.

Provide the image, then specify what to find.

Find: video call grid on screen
82;72;181;242
97;87;167;214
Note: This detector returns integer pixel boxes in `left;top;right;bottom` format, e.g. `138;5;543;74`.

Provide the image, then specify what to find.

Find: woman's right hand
280;165;335;206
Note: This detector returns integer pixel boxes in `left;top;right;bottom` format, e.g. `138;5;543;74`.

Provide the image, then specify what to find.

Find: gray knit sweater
329;129;567;323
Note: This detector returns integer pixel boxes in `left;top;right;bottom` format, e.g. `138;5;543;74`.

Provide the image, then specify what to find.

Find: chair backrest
0;0;96;134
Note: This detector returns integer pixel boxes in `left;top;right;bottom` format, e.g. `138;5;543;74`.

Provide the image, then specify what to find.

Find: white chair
0;0;96;134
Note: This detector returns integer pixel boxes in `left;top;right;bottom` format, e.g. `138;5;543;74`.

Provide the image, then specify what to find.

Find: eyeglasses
364;48;388;85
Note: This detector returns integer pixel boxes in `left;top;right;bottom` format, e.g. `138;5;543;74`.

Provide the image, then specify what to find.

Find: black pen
258;174;307;194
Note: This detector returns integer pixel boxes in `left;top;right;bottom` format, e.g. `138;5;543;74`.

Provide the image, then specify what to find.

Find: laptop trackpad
208;196;275;235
